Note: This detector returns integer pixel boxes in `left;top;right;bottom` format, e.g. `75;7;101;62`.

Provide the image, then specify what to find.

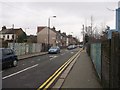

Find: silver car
48;46;60;54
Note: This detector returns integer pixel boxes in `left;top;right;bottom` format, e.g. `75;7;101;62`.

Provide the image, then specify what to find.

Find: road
2;48;80;89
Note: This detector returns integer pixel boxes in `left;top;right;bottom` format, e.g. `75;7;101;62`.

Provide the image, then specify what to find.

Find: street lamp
48;16;56;49
12;24;15;50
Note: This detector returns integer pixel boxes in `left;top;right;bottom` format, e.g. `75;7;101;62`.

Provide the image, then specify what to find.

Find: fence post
110;32;119;88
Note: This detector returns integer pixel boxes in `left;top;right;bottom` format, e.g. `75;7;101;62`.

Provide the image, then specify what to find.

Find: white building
0;34;15;41
0;26;26;42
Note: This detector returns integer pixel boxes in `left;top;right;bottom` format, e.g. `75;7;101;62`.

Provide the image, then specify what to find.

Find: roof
37;26;47;33
27;35;37;39
0;28;23;34
37;26;58;34
68;35;72;38
61;32;67;37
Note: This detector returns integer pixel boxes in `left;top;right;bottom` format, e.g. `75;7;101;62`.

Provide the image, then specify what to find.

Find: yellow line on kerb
38;54;74;89
37;49;82;90
44;50;82;89
44;51;81;89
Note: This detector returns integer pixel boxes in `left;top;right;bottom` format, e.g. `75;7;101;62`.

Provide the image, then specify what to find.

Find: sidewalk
18;52;48;60
53;49;102;88
61;49;102;88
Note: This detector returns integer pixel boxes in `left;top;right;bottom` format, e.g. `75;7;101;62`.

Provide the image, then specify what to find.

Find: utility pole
48;17;50;50
90;16;93;37
82;24;85;49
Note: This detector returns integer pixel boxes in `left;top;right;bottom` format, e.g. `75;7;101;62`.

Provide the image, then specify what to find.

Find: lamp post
82;24;85;49
12;24;15;50
48;16;56;50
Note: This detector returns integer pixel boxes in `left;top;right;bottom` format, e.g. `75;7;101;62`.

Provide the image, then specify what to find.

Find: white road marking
49;56;54;58
61;53;65;56
37;59;41;61
50;56;58;60
2;64;38;80
31;61;35;63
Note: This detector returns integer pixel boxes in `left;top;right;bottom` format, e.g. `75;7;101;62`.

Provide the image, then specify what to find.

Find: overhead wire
0;2;42;16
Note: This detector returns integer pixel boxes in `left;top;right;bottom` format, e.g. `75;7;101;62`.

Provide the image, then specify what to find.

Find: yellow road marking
45;55;76;88
37;49;82;90
38;55;73;89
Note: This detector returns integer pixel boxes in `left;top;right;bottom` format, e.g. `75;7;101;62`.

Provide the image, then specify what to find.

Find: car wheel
12;60;18;67
56;51;58;54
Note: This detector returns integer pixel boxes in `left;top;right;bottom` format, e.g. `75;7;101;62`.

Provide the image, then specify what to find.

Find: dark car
0;48;18;69
48;46;60;54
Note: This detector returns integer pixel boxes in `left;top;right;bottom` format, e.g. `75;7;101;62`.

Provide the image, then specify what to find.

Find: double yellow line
37;49;82;90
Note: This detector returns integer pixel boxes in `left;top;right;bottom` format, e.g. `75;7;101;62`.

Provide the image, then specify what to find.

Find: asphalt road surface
2;48;80;89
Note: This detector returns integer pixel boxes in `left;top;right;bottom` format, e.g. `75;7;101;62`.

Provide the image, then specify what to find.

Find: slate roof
37;26;47;33
0;28;23;34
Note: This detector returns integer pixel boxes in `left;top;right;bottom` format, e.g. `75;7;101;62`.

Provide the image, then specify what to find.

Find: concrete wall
8;43;42;56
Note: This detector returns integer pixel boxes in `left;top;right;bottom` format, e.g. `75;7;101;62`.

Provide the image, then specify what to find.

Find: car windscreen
68;45;73;47
2;49;14;56
50;47;58;49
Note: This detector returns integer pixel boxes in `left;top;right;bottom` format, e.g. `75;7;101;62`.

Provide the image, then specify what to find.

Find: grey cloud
0;2;118;37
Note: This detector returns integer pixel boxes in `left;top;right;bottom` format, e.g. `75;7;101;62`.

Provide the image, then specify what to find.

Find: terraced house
0;26;27;43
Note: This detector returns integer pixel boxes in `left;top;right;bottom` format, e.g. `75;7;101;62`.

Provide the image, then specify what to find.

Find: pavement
53;49;102;88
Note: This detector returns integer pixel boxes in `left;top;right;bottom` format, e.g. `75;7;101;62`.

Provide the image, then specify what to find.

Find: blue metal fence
90;43;101;79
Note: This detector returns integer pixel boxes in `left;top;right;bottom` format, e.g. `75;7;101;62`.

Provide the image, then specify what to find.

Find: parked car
79;44;83;48
0;48;18;69
67;45;76;50
48;46;60;54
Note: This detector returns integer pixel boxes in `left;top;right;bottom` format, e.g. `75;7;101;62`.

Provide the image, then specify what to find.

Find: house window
3;35;5;38
61;36;63;39
7;35;9;39
12;35;14;39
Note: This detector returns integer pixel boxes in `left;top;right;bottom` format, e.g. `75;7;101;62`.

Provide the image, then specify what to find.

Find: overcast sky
0;0;119;41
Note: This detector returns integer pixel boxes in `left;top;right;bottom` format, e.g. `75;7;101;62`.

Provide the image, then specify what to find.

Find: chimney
52;26;56;30
58;30;61;33
62;32;66;36
2;26;6;30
